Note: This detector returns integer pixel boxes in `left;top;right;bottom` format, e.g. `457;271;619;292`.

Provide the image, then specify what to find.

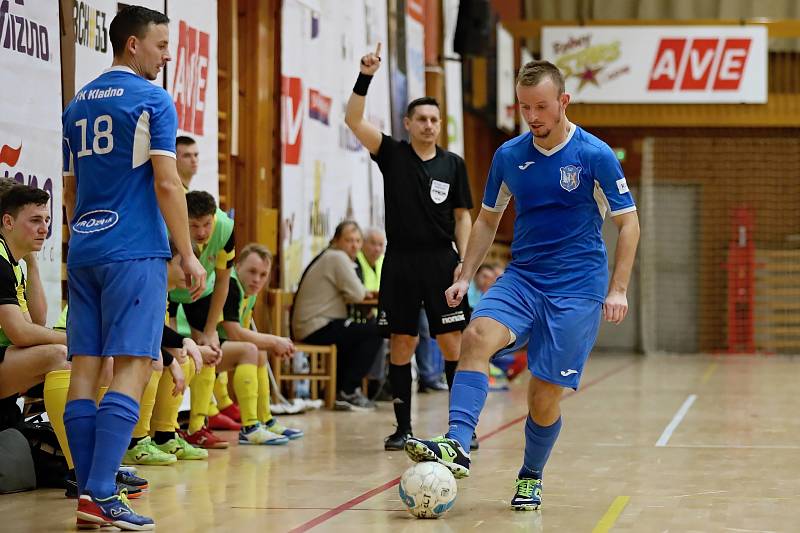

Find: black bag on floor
0;427;36;494
17;417;68;489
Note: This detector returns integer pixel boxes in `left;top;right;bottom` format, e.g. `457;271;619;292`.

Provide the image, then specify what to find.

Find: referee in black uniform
346;44;474;451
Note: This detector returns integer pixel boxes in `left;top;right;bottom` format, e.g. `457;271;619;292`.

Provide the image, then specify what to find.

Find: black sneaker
384;428;412;451
510;477;542;511
404;436;471;478
470;432;480;450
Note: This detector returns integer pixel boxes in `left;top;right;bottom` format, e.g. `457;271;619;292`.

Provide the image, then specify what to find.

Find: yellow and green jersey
218;268;257;340
0;235;28;346
169;209;235;304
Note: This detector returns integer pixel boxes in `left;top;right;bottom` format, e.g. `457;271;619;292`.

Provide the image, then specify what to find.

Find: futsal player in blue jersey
405;61;640;511
61;6;206;530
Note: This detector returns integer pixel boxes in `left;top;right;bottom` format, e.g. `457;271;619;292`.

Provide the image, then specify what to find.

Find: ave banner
542;26;767;103
166;0;219;198
0;0;63;325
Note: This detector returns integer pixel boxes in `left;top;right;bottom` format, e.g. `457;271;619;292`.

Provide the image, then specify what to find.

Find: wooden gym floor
3;352;800;532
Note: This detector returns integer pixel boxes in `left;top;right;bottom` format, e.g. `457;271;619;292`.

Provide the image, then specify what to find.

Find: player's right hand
360;42;382;75
445;279;469;308
183;254;207;301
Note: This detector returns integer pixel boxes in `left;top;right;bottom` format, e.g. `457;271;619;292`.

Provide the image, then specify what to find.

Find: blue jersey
482;125;636;302
62;66;176;268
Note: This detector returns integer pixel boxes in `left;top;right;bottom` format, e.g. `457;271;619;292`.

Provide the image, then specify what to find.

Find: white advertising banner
72;0;165;90
0;0;63;325
443;0;463;156
166;0;218;198
405;0;425;101
542;26;767;103
281;0;390;290
496;23;515;131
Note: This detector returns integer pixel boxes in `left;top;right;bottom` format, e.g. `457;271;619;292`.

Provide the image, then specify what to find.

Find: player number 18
75;115;114;157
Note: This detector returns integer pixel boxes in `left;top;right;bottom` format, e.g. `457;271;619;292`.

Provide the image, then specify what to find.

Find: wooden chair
267;289;337;409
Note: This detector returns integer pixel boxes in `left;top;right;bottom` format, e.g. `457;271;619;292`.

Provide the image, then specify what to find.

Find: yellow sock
257;365;273;425
132;370;161;439
214;372;233;411
232;364;259;427
43;370;74;469
151;359;194;434
189;365;216;434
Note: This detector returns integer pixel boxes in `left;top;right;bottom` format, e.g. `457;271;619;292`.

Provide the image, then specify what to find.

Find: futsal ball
398;462;458;518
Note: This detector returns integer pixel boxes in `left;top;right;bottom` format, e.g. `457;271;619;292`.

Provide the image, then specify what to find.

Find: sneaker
219;403;241;423
404;436;471;479
76;490;154;530
336;390;375;411
116;470;149;493
122;437;177;466
155;436;209;460
264;418;304;440
384;428;412;451
66;470;149;500
510;478;542;511
471;432;480;451
181;426;229;449
208;412;241;431
238;423;290;445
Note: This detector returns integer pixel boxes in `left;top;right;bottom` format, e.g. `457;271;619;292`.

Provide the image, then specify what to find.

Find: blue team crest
559;165;582;192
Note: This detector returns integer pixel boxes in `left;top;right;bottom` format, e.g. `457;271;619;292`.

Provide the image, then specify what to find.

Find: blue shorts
67;258;167;360
471;270;602;390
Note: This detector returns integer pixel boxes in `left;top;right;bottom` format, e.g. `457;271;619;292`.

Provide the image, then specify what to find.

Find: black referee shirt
371;134;472;250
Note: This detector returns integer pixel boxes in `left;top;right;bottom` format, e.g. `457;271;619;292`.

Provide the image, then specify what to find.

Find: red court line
287;359;637;533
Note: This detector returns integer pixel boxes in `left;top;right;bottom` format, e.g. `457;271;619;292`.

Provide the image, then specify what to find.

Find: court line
655;394;696;447
591;495;630;533
700;361;718;384
597;443;800;450
287;360;637;533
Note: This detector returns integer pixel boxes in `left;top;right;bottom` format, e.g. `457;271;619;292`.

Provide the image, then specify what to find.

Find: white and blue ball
399;462;457;518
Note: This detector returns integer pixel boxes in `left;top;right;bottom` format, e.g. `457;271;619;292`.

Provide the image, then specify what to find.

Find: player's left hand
197;329;222;357
603;289;628;324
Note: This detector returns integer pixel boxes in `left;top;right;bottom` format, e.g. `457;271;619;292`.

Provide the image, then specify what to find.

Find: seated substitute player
218;243;302;440
0;185;68;401
405;60;640;511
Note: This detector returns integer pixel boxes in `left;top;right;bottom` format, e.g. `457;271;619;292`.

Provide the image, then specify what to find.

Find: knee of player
152;358;164;373
243;342;258;364
46;344;69;370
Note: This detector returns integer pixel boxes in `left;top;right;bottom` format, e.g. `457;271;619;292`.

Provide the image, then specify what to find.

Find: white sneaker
238;423;290;445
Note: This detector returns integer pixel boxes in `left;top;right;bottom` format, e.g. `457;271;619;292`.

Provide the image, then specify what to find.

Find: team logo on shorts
559;165;582;192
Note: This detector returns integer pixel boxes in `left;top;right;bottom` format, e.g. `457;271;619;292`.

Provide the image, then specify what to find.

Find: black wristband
353;73;373;96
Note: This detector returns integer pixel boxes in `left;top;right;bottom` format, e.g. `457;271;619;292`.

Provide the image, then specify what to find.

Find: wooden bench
267;289;337;409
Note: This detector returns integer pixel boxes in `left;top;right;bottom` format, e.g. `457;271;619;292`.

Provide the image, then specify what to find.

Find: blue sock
519;416;562;480
63;399;97;495
445;371;488;450
84;392;140;499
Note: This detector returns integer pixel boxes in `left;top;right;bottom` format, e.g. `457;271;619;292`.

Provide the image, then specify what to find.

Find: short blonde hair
238;243;273;264
516;60;565;95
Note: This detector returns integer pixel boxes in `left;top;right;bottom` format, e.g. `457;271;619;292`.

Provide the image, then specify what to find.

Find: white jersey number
75;115;114;158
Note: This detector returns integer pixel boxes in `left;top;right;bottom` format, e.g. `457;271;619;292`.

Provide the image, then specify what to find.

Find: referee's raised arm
345;43;384;155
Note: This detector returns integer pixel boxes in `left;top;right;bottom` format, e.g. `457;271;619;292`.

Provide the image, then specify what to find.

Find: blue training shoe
76;489;154;530
510;477;542;511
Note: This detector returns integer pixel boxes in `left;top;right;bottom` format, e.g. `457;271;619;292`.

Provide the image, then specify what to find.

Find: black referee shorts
378;247;469;338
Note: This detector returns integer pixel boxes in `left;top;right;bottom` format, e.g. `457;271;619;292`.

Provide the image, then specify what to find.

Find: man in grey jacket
292;220;382;410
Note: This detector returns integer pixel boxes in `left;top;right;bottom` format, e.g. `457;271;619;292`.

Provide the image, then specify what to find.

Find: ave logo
648;38;751;91
172;20;210;135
